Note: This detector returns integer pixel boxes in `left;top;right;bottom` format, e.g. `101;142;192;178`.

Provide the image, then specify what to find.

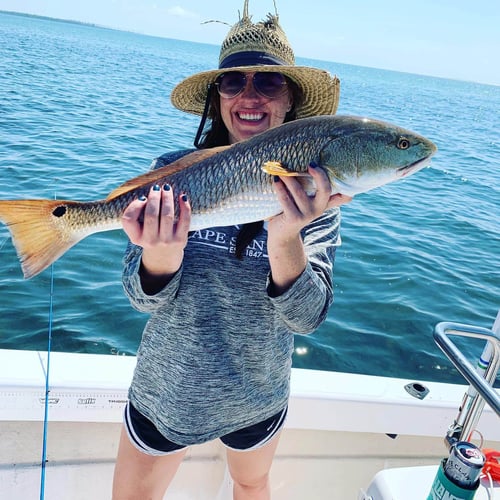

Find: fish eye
397;137;410;150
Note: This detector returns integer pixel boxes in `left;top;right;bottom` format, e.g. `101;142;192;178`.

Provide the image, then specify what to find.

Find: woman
113;3;351;499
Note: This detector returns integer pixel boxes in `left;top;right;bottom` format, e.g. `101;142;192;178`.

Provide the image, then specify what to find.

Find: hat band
219;51;289;69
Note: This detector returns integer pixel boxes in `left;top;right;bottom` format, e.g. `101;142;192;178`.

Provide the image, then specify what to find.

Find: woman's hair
196;78;304;259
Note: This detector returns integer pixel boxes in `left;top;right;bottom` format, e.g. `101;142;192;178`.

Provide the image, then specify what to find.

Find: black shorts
124;401;287;456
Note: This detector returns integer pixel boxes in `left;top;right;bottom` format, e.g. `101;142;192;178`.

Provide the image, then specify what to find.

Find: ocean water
0;12;499;385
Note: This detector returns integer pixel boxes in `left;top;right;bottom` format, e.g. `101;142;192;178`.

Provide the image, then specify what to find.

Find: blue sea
0;12;499;385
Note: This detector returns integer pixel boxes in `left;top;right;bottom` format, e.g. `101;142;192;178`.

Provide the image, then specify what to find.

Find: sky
1;0;499;86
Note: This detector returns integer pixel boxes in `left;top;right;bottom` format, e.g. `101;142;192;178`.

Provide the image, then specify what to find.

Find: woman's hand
122;184;191;293
267;164;352;295
268;164;351;237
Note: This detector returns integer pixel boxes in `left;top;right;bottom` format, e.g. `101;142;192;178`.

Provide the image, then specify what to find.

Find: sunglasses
214;71;288;99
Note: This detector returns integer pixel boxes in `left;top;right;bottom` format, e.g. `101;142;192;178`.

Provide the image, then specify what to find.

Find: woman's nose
239;77;259;98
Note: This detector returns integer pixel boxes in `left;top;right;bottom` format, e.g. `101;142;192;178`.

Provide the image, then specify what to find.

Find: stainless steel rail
434;321;500;445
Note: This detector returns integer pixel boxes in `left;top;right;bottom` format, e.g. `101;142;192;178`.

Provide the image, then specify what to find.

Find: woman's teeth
238;112;264;121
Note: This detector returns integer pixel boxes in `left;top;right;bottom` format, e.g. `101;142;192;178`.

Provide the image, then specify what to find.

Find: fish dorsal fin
106;146;231;200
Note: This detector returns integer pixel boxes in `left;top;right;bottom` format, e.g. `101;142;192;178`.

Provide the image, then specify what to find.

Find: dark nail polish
139;195;147;201
163;184;171;191
309;161;318;168
153;184;160;191
273;176;280;182
181;194;188;202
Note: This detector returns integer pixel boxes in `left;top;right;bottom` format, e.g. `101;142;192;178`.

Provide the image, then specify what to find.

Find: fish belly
189;190;281;230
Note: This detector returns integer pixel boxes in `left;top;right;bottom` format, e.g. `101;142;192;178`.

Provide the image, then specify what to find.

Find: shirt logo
189;227;268;259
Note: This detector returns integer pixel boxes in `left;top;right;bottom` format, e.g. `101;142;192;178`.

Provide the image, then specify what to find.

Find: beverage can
443;441;485;488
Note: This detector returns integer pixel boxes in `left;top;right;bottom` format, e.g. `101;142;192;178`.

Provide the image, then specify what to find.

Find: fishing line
40;197;57;500
39;262;54;499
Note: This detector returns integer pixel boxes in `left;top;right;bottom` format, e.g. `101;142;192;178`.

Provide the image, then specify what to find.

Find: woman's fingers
122;196;148;244
272;175;298;212
304;163;333;209
274;164;332;220
158;184;176;241
122;185;191;247
306;164;353;208
140;185;162;243
175;193;191;237
327;193;353;208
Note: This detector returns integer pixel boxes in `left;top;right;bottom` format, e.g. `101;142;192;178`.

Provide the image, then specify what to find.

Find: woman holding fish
112;2;351;499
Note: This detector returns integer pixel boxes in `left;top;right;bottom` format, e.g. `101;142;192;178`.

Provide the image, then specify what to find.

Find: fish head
319;116;437;197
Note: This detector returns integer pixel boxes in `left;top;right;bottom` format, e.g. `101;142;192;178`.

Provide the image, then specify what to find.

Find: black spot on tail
52;205;67;217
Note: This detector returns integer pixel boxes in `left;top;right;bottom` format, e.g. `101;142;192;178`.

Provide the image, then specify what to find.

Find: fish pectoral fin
261;161;309;177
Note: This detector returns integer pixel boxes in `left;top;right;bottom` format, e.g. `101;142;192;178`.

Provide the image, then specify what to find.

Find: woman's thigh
112;425;187;500
225;430;282;488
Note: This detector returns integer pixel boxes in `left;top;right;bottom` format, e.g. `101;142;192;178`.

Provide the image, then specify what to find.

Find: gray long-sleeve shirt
122;150;341;446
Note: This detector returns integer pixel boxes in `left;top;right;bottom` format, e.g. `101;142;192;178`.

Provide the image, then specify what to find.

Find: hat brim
170;65;340;119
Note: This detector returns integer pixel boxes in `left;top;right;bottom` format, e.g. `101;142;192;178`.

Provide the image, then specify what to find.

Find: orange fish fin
261;161;309;177
106;146;231;201
0;199;86;279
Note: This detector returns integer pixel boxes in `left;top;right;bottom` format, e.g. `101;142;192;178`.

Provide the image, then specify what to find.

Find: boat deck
0;348;498;498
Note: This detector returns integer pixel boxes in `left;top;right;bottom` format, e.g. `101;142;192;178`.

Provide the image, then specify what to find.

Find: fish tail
0;199;85;279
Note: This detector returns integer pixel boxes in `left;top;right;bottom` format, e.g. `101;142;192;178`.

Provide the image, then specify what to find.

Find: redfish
0;115;436;279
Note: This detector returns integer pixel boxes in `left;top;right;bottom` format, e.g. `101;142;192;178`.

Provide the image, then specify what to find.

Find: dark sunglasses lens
254;72;287;98
217;72;246;97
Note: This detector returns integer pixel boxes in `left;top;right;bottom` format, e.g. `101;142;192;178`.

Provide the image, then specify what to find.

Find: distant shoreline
0;9;211;47
0;10;114;32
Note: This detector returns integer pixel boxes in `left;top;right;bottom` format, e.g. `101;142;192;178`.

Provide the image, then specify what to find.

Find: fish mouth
397;154;434;177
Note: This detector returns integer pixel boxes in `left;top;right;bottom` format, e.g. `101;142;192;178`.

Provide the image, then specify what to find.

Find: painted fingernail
273;176;280;183
139;195;147;201
153;184;160;191
181;193;188;202
309;161;318;168
163;183;171;191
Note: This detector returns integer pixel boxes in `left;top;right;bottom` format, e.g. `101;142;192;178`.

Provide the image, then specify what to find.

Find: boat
0;318;499;499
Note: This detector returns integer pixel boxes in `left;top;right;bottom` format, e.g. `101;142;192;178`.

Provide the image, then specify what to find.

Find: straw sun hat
170;1;340;120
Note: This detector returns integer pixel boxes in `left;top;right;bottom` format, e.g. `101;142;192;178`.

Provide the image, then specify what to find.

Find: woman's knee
233;471;270;491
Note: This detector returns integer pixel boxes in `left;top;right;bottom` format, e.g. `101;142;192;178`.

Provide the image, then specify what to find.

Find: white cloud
166;6;197;18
